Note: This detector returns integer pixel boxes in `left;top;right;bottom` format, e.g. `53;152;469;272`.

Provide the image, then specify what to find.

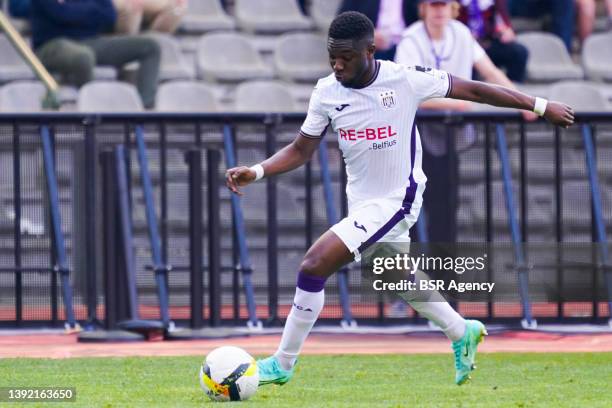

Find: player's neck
425;21;445;41
351;60;379;89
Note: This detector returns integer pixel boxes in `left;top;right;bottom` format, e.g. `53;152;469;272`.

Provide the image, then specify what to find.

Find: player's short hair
328;11;374;42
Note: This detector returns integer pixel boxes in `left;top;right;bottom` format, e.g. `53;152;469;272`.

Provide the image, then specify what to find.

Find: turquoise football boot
257;356;295;386
452;320;487;385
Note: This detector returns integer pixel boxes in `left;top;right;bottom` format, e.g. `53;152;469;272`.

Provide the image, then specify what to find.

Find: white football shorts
330;196;422;262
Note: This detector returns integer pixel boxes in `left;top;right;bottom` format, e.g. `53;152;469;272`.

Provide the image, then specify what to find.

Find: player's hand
543;101;575;128
225;166;256;196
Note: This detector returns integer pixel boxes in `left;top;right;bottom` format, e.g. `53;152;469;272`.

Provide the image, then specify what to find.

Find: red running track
1;331;611;359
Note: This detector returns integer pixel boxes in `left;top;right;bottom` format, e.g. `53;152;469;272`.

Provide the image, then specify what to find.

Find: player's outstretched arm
448;75;575;128
225;133;321;195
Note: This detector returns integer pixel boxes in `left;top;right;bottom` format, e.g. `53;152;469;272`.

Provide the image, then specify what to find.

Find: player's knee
299;256;327;277
144;38;161;58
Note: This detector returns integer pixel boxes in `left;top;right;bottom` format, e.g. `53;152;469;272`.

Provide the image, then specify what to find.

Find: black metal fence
1;112;611;328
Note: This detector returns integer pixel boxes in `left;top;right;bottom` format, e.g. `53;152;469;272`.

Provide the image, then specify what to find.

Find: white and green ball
199;346;259;402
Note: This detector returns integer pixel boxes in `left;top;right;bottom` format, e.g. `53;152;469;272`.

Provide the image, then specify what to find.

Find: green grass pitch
1;353;611;407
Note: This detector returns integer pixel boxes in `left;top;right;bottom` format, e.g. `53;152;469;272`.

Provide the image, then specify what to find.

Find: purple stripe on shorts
357;123;421;256
356;210;405;254
297;271;327;292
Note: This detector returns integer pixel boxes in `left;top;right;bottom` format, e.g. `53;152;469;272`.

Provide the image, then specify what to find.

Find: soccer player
225;11;574;386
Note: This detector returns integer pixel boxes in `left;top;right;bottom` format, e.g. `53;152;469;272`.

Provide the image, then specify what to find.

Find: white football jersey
300;60;452;211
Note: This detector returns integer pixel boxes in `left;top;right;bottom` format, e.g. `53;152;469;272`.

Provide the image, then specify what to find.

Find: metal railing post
40;125;77;330
495;124;535;328
222;124;262;329
581;124;612;325
134;125;171;327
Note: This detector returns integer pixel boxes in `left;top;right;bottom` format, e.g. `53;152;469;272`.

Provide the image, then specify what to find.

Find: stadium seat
0;35;36;83
527;185;554;226
156;80;218;112
77;81;143;112
234;80;296;112
467;181;557;230
0;34;115;83
274;33;330;83
234;0;312;34
562;181;594;229
510;18;545;33
466;183;512;228
148;34;195;81
179;0;236;33
549;81;612;111
57;86;79;105
516;83;550;99
522;146;584;183
196;32;272;82
0;80;46;111
92;66;118;81
516;32;583;82
310;0;342;32
582;31;612;82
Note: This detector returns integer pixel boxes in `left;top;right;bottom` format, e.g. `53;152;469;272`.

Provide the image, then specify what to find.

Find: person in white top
394;0;536;245
396;0;533;113
226;11;573;389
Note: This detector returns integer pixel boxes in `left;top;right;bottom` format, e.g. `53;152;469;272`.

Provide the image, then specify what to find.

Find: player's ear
366;42;376;57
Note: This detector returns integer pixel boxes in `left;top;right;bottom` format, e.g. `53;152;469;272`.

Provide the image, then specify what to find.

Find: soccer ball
199;346;259;402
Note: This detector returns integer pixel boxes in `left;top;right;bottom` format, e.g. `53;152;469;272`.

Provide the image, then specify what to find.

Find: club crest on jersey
379;90;396;110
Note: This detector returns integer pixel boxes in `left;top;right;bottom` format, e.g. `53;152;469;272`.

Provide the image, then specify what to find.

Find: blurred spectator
112;0;187;35
457;0;528;82
576;0;596;42
507;0;575;51
338;0;419;60
574;0;612;42
396;0;536;244
8;0;31;17
31;0;160;108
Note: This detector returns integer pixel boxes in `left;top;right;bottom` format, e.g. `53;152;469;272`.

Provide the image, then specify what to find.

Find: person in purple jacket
29;0;160;108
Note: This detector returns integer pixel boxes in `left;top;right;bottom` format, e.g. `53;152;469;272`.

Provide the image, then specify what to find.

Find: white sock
274;287;324;370
399;269;466;341
408;301;466;341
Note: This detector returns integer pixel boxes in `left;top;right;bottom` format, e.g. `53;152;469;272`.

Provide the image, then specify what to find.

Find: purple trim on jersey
354;60;381;89
356;123;420;255
356;210;405;254
300;121;330;139
297;271;327;292
402;123;419;211
445;73;454;98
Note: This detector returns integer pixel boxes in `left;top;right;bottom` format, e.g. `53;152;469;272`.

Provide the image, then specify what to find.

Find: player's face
327;38;374;88
424;3;452;27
